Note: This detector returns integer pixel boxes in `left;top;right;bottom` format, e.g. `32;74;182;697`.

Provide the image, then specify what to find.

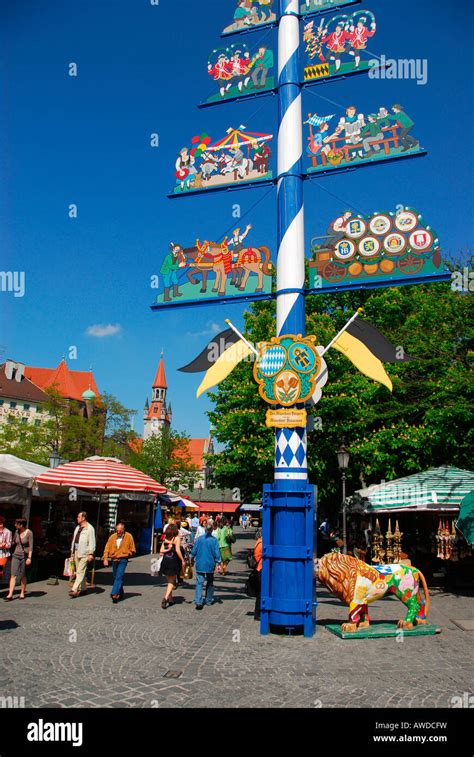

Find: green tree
0;389;136;465
207;281;474;513
99;391;137;460
130;427;199;489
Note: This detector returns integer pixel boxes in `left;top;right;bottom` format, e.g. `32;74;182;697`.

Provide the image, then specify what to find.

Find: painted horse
178;242;272;295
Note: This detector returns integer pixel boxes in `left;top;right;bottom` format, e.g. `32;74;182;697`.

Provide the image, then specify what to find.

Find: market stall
34;456;167;581
349;465;474;585
0;454;48;522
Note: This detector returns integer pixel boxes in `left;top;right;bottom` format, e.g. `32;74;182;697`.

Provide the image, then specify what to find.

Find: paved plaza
1;529;472;709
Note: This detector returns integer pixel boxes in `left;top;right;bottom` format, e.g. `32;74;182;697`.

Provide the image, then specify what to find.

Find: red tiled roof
174;438;208;469
0;364;50;403
153;357;167;389
187;439;208;468
25;360;100;402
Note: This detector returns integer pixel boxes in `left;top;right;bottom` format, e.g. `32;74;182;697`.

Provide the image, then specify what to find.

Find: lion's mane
318;552;380;603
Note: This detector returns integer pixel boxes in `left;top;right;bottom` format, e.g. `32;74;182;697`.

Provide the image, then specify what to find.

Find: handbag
183;563;193;580
226;530;236;545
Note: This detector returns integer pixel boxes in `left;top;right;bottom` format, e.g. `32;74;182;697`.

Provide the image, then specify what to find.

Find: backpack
246;550;257;570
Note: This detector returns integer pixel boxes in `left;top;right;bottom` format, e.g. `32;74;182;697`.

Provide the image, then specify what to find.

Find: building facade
0;358;101;428
142;354;213;487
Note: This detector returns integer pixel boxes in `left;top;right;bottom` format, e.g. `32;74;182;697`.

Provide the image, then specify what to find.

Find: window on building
153;406;158;413
35;420;41;427
0;400;4;405
10;402;17;408
21;417;28;424
24;403;30;410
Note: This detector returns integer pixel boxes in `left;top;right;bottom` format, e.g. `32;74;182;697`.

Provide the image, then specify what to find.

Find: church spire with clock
143;352;172;439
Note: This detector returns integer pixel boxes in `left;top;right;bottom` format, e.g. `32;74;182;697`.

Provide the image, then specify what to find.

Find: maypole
260;0;315;637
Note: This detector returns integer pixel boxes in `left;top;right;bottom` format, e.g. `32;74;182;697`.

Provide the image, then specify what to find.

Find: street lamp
49;449;61;469
337;443;350;554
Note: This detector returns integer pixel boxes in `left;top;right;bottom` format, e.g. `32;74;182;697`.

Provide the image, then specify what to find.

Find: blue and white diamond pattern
259;346;286;377
275;428;307;477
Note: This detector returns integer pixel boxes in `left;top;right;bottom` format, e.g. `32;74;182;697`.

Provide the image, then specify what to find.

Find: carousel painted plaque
171;126;273;195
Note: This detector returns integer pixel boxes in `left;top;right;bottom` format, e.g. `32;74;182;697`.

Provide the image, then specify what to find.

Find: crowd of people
0;510;262;619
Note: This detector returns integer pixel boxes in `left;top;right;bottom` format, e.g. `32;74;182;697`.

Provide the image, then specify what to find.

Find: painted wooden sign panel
301;0;359;16
222;1;277;35
305;104;424;175
172;127;273;195
303;10;377;83
309;208;443;290
204;43;275;104
154;226;273;306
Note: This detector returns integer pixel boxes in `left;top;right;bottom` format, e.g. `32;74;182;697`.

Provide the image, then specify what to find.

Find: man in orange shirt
103;522;136;603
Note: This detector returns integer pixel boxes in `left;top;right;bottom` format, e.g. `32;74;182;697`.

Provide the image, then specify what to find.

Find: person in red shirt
208;54;232;98
347;18;376;69
321;23;349;72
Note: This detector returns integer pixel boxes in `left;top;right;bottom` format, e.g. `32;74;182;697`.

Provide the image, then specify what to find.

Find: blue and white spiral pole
260;0;315;637
275;0;307;485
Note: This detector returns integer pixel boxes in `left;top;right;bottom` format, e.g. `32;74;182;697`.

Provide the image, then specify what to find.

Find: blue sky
1;0;472;438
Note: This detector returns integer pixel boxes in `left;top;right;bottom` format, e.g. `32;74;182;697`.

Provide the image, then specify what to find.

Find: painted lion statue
315;552;430;633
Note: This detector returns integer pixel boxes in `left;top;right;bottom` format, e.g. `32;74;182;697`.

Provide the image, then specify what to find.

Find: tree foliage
207;281;473;513
0;389;136;465
129;426;199;489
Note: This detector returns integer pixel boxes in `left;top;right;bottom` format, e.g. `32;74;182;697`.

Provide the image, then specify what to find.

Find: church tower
143;352;172;439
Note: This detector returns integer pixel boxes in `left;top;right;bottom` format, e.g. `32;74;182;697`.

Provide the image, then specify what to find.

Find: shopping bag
63;557;75;578
150;555;163;576
0;556;7;579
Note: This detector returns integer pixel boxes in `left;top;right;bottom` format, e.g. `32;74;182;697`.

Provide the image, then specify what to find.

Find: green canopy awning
354;466;474;514
457;491;474;546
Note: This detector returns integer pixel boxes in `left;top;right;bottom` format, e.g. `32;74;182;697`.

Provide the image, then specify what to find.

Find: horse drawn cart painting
309;208;444;291
155;225;273;306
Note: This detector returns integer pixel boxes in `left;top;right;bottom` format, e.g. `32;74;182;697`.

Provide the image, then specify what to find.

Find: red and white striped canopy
35;456;167;494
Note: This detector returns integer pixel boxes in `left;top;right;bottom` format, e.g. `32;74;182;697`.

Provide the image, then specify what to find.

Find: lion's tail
417;569;430;619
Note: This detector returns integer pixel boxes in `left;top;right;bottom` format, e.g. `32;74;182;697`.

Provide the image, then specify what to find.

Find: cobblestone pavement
1;529;472;709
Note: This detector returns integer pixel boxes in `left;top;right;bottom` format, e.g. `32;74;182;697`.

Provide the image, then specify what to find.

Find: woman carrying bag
0;516;12;584
159;524;184;609
4;518;33;601
217;518;236;576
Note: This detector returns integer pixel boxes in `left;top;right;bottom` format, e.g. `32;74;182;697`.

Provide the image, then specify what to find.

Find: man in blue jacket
191;524;222;610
